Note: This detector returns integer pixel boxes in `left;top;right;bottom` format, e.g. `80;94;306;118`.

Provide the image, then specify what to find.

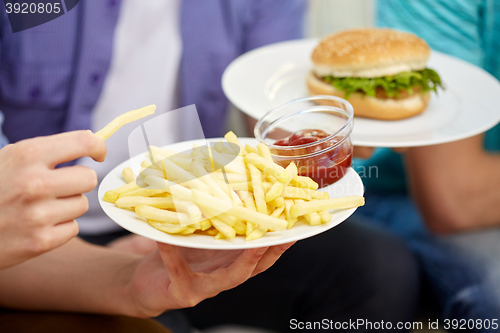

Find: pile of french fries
103;132;364;241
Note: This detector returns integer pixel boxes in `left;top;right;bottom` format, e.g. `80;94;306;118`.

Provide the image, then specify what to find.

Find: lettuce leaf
323;68;443;99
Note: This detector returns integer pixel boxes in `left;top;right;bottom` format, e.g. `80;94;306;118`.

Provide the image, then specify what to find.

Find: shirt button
29;86;41;100
107;0;118;8
90;72;101;86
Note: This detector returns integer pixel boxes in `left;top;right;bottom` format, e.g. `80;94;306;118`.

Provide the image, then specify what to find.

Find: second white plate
222;39;500;147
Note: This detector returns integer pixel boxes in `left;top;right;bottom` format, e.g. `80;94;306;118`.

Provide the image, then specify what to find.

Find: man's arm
406;134;500;233
0;237;292;317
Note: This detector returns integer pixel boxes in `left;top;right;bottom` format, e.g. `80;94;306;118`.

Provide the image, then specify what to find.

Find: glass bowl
254;95;354;188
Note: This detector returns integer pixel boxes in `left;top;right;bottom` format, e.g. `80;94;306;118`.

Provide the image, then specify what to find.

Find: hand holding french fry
0;131;106;269
95;105;156;141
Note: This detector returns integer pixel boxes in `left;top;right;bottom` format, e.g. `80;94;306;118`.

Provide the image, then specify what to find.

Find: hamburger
307;28;443;120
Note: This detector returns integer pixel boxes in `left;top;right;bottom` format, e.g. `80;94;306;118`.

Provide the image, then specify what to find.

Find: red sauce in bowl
272;129;352;187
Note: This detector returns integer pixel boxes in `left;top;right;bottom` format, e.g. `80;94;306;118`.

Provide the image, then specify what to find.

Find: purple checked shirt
0;0;305;147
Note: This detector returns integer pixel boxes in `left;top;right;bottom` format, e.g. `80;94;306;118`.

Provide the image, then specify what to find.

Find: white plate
98;138;364;250
223;39;500;147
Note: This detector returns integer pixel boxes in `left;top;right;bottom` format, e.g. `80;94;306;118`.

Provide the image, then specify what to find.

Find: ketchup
273;129;352;188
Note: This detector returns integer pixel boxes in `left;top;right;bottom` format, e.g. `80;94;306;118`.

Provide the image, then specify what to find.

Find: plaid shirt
0;0;304;149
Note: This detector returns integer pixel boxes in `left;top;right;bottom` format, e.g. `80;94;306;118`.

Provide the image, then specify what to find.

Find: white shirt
77;0;182;234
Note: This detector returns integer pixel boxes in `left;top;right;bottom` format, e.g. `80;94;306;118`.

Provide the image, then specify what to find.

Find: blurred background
228;0;375;135
306;0;374;37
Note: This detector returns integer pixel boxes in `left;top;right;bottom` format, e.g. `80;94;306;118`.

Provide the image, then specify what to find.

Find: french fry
103;181;141;203
152;192;172;198
141;160;154;169
122;167;135;183
213;141;226;153
175;200;203;225
257;143;273;161
210;172;248;183
268;197;285;208
308;189;330;200
224;131;245;156
238;191;256;236
215;141;238;155
149;146;191;160
294;199;321;226
148;220;186;234
115;196;175;209
245;144;258;155
168;156;193;172
210;216;236;239
245;226;267;241
96;105;156;140
270;205;285;218
179;227;197;235
276;185;312;200
143;176;192;201
304;212;322;226
191;189;287;231
162;158;209;193
319;210;332;224
233;220;247;235
285;163;298;185
265;182;284;202
206;228;218;236
103;192;119;203
201;147;246;174
136;205;192;225
290;176;319;190
212;177;232;197
228;182;251;191
199;219;212;231
215;232;225;240
120;188;168;198
284;199;298;229
244;153;289;184
248;164;267;214
290;196;365;217
199;205;238;226
191;158;232;202
139;167;165;179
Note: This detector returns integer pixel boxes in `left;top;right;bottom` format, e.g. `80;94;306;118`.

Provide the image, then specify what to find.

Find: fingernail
256;247;268;256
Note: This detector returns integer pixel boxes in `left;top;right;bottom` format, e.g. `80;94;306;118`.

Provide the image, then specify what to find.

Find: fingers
50;220;80;249
49;166;98;197
353;146;375;159
251;242;295;277
35;131;107;167
27;195;89;226
157;243;194;290
29;220;79;256
210;247;267;292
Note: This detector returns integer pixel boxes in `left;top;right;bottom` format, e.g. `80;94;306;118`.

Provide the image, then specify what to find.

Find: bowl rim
254;95;354;154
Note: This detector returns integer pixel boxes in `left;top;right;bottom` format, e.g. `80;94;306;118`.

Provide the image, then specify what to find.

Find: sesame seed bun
312;28;430;78
307;72;429;120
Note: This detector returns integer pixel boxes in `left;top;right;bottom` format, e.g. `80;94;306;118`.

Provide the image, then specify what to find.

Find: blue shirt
357;0;500;194
0;0;305;145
